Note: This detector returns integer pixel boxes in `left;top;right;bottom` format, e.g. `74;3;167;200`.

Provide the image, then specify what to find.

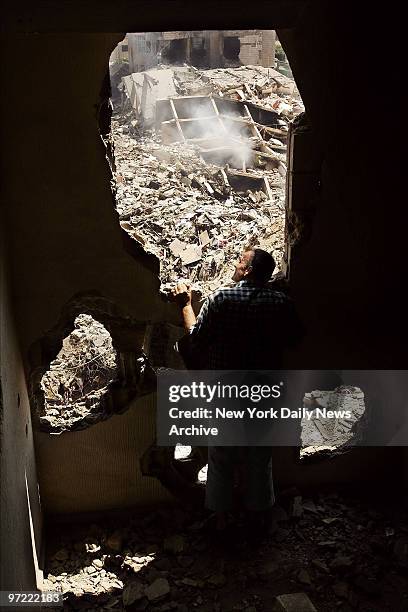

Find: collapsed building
113;65;303;295
1;3;408;612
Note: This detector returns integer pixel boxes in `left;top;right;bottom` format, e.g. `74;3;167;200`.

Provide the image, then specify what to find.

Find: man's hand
172;282;192;308
172;282;196;331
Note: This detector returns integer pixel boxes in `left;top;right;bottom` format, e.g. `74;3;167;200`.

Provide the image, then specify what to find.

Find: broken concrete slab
272;592;317;612
145;578;170;601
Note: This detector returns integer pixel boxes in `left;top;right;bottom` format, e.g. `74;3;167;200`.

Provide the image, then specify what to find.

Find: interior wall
35;394;172;515
0;0;406;542
0;33;170;366
0;235;42;590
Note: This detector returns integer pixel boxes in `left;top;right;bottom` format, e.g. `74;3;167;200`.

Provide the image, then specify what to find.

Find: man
172;248;303;535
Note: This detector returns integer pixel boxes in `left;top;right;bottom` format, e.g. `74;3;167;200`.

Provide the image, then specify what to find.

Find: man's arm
172;282;196;330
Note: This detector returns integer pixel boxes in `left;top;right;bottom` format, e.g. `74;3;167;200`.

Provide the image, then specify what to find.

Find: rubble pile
111;64;305;296
40;315;117;432
43;490;408;611
112;127;285;296
301;386;367;456
173;65;304;119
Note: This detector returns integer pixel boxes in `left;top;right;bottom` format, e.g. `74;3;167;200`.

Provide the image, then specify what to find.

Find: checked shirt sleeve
189;292;220;350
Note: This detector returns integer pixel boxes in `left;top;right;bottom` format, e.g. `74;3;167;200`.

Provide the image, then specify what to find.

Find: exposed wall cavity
40;314;118;432
29;294;156;434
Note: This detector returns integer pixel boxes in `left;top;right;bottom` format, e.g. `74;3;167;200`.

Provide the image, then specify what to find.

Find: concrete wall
35;394;172;515
239;33;262;65
128;32;159;73
0;33;171;366
0;236;42;590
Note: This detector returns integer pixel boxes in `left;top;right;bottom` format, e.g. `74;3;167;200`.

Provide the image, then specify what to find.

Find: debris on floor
43;489;408;611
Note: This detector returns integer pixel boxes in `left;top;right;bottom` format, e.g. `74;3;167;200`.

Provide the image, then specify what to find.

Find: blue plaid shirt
189;280;301;369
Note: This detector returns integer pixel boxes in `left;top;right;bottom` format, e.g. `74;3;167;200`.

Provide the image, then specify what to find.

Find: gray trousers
205;446;274;512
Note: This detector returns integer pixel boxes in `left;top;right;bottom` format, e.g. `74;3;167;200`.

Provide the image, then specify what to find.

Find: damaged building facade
1;2;408;611
125;30;276;73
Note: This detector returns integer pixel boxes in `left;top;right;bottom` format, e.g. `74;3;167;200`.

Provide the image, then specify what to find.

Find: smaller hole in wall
17;393;21;408
25;424;28;437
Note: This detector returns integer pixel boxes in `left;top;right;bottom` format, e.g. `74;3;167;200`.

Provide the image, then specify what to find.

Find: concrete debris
112;64;304;297
145;577;170;601
156;94;287;172
272;592;317;611
297;569;312;586
122;579;144;606
301;386;367;455
42;490;407;611
111;123;286;297
40;314;117;432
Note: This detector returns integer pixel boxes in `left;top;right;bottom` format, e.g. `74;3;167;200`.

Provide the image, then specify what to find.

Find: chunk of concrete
145;578;170;601
272;593;317;612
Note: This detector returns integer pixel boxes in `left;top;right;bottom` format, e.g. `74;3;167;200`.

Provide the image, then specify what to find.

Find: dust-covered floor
43;487;408;612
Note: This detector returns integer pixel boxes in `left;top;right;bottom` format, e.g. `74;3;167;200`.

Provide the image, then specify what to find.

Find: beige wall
35;394;172;514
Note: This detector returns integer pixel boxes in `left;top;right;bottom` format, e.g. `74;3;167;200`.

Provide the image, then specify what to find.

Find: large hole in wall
40;315;118;432
108;30;304;298
30;295;156;434
104;30;370;496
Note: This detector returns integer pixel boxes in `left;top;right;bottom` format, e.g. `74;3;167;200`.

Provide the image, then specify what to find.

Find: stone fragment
169;238;187;257
180;244;202;265
122;580;144;606
302;500;318;514
272;593;317;611
145;578;170;601
199;230;210;247
322;517;339;525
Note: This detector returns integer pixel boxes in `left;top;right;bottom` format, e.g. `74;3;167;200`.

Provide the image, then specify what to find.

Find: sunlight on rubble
40;314;117;432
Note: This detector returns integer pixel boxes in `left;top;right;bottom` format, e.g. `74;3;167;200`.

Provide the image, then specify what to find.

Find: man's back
190;279;301;369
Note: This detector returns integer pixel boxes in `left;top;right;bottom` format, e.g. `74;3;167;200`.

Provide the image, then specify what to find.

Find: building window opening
40;314;118;433
223;36;240;62
109;31;304;298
